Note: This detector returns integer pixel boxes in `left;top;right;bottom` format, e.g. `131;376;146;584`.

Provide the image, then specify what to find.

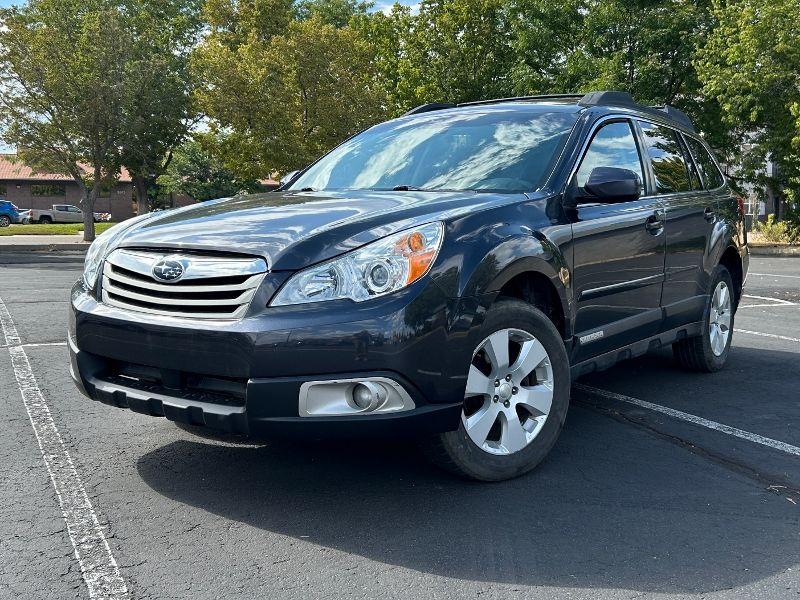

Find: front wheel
673;265;735;372
423;299;571;481
0;215;10;227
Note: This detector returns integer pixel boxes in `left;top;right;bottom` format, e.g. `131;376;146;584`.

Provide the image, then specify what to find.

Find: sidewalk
0;234;89;252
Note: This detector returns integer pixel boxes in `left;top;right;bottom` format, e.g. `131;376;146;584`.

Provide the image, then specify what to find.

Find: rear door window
638;121;692;194
685;136;725;189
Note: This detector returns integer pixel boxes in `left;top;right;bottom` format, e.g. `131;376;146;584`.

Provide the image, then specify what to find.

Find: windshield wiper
391;185;425;191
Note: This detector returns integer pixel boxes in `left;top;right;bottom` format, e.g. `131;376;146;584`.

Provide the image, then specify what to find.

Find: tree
193;8;387;177
119;0;202;213
398;0;516;107
697;0;800;219
157;137;263;203
0;0;131;240
295;0;372;27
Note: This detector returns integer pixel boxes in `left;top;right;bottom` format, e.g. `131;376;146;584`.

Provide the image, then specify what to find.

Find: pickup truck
30;204;84;224
30;204;110;224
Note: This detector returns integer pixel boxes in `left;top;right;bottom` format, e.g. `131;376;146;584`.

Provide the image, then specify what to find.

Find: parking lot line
735;329;800;344
574;383;800;458
0;296;130;600
749;272;800;279
742;294;795;305
0;341;68;349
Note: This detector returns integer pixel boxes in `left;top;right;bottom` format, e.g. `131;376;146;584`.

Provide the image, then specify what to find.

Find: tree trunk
80;168;102;242
133;175;149;215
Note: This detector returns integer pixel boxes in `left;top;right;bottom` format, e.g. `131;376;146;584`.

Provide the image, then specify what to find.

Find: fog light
351;382;387;411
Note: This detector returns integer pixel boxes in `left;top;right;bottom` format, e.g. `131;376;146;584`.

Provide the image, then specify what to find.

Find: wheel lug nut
505;374;512;381
493;395;499;402
512;387;518;394
503;401;510;408
494;380;500;387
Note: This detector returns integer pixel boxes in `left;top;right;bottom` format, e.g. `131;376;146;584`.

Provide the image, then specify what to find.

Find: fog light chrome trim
299;377;415;417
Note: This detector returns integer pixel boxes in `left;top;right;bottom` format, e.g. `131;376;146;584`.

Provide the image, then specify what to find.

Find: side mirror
583;167;641;203
279;170;300;188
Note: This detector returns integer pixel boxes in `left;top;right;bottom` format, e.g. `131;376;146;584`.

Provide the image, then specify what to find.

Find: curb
749;245;800;257
0;243;88;253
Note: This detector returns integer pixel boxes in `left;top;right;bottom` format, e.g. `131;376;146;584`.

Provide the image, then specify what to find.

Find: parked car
17;209;31;225
30;204;84;224
94;212;112;222
0;200;21;227
69;91;748;481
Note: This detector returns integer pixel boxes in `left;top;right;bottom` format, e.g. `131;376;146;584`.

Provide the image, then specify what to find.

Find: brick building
0;154;135;221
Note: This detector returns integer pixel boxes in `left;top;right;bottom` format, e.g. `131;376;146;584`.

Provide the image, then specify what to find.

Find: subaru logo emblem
151;258;185;282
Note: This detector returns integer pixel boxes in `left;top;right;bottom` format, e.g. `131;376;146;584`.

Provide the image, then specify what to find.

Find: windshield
289;108;578;194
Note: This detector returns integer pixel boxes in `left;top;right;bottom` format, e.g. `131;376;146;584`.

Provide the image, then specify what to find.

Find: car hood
115;190;521;271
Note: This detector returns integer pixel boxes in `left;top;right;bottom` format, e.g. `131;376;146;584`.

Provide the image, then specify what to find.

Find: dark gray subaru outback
70;91;748;481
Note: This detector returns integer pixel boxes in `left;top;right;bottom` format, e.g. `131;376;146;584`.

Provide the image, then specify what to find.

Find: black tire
673;265;735;372
423;298;571;482
38;216;52;224
0;215;10;227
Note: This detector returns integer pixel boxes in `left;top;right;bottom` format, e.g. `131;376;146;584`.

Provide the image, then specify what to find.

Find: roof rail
578;90;636;108
579;90;696;132
650;105;695;132
403;102;456;116
457;94;584;107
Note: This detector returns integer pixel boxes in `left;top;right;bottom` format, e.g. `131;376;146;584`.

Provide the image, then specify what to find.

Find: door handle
645;211;664;234
704;207;715;222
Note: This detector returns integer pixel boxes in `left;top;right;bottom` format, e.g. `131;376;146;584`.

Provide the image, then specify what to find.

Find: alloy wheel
462;328;554;455
709;280;732;356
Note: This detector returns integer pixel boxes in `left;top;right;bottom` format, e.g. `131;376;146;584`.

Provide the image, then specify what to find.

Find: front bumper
69;278;480;438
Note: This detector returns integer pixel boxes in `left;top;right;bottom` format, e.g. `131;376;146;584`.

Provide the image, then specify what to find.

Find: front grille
101;249;267;319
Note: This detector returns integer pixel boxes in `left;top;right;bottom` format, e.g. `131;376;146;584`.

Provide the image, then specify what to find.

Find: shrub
754;215;800;244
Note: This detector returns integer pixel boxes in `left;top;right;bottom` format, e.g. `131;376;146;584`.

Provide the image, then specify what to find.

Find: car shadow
136;396;799;594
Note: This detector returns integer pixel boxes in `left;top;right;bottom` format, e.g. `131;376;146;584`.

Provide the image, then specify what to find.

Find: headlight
271;222;444;306
82;214;153;289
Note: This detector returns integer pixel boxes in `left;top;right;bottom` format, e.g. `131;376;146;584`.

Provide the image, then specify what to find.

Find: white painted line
0;297;129;600
738;303;799;309
1;341;68;349
749;272;800;279
735;329;800;344
575;383;800;458
742;294;795;305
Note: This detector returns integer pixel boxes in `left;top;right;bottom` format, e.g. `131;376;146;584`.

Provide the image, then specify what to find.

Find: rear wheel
0;215;10;227
423;299;570;481
673;265;735;372
38;216;52;224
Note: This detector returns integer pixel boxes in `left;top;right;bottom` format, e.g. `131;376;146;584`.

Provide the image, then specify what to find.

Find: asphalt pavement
0;253;798;600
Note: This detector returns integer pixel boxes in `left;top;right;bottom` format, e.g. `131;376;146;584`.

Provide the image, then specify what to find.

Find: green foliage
119;0;203;211
157;137;264;202
295;0;372;27
0;222;117;236
697;0;800;206
753;215;800;244
193;5;387;176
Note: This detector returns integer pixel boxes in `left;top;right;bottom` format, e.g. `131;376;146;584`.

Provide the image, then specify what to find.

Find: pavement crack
576;397;800;503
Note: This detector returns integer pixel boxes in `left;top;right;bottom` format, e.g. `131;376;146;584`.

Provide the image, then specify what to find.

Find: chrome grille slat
101;249;267;320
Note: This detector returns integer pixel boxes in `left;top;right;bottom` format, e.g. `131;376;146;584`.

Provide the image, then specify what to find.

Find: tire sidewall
438;299;570;481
